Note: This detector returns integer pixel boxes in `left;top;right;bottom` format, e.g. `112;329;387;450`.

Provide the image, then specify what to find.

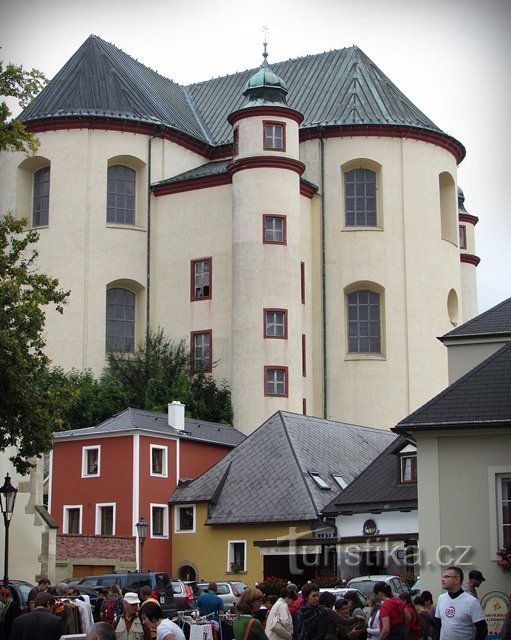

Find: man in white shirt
435;566;487;640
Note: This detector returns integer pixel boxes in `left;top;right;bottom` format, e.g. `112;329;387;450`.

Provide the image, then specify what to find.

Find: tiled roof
169;411;396;524
153;160;231;185
395;341;511;431
322;435;417;515
441;297;511;340
53;407;246;447
21;35;459;150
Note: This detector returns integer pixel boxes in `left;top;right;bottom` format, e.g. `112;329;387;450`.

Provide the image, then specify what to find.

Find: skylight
309;472;330;489
332;474;347;489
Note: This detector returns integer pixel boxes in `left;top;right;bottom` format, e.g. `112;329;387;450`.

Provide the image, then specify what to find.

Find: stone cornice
460;253;481;266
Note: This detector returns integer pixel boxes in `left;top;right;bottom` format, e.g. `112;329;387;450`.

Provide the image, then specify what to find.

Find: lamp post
0;474;18;588
135;517;148;571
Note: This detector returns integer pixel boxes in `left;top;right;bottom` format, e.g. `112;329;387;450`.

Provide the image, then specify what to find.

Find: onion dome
242;42;288;107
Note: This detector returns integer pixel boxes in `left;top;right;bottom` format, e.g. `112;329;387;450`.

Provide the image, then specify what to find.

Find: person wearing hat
115;592;145;640
0;586;21;639
464;570;486;599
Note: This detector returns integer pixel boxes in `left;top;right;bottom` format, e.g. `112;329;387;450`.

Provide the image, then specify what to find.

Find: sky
1;0;510;313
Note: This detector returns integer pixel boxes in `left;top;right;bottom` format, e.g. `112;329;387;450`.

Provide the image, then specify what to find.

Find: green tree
0;214;69;473
0;58;47;155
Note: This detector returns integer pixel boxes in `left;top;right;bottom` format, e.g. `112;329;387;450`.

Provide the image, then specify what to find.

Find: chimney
168;401;185;431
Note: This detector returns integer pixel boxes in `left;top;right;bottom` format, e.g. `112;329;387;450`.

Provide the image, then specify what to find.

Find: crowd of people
1;567;510;640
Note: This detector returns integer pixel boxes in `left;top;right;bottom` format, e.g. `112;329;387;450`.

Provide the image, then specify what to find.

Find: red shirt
379;597;406;628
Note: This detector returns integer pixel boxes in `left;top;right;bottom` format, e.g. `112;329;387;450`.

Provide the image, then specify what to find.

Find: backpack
103;597;118;626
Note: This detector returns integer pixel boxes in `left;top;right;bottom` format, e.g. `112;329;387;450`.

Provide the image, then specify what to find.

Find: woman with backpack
100;585;124;627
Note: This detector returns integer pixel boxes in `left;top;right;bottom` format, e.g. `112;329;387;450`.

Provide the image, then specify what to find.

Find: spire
242;30;288;107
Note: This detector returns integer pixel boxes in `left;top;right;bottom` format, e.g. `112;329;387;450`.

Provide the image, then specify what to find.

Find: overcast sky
1;0;509;313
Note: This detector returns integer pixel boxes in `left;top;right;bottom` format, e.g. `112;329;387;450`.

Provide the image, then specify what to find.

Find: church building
0;36;479;434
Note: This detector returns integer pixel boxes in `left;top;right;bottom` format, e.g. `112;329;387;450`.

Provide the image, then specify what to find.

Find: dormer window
399;444;417;483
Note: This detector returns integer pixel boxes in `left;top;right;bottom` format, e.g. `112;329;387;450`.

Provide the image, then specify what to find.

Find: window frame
191;330;213;373
82;446;101;478
106;287;135;354
264;309;288;339
344;167;377;228
309;472;330;490
264;366;288;397
332;474;348;489
400;454;417;484
263;121;286;151
63;505;82;535
346;288;382;355
227;540;246;573
106;164;136;225
151;503;169;539
174;504;196;534
95;502;116;536
32;165;50;227
497;474;511;549
150;445;168;478
263;214;287;245
190;258;212;301
459;225;467;249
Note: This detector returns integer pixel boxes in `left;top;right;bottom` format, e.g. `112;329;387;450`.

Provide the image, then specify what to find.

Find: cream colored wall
235;116;300;160
172;503;311;585
446;339;509;383
319;136;461;428
415;430;511;599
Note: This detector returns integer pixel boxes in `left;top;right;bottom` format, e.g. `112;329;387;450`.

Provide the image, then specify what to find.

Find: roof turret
242;41;288;107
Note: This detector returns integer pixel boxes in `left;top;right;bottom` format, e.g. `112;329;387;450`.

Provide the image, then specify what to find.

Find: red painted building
49;402;245;580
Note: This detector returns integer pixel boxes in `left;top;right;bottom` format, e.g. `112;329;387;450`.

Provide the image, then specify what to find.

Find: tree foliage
0;214;69;473
0;58;47;155
48;328;234;431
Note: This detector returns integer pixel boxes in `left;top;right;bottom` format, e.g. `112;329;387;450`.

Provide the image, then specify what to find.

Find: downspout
320;127;327;419
146;137;153;341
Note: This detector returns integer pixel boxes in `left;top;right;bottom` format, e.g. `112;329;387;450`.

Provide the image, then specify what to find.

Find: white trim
488;465;511;557
150;444;168;477
174;504;196;534
63;504;83;534
227;539;246;572
81;445;101;478
150;503;169;539
95;502;116;535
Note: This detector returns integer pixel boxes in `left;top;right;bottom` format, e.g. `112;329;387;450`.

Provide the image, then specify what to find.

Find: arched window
106;287;135;353
344;168;377;227
347;289;381;353
107;165;135;224
33;166;50;227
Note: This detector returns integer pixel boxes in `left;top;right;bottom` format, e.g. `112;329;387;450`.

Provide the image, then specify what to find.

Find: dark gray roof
170;411;396;524
395;341;511;432
53;407;246;447
441;297;511;341
21;35;460;150
153;160;231;186
322;435;417;515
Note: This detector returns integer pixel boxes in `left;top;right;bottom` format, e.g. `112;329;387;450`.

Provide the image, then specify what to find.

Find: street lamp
0;474;18;588
135;517;148;571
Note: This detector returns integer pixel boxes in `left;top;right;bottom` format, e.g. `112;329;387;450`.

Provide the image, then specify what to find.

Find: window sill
342;226;383;232
345;353;386;361
226;571;247;575
106;223;146;232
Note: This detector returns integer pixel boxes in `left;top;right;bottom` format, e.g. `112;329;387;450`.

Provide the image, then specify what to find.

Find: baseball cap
468;570;486;582
124;592;141;604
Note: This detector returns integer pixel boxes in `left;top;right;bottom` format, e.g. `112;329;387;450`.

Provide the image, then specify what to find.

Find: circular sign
362;519;378;536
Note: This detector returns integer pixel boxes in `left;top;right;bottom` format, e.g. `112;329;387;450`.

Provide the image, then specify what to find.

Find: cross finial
262;25;269;60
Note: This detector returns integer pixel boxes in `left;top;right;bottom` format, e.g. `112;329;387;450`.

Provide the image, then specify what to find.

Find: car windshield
14;583;33;605
347;580;377;594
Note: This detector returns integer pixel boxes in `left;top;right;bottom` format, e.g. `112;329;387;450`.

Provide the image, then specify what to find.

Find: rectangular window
107;165;135;225
264;366;288;397
191;258;212;300
33;166;50;227
233;127;239;156
499;475;511;548
106;287;135;353
264;309;287;339
150;445;168;477
191;330;212;372
82;446;100;478
263;215;286;244
263;122;285;151
400;455;417;483
300;262;305;304
151;504;169;538
459;225;467;249
63;506;82;534
96;503;115;535
228;540;246;572
302;334;306;376
174;505;196;533
302;398;307;415
347;290;381;354
345;168;377;227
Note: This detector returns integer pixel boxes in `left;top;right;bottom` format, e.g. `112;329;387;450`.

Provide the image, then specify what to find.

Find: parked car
60;577;84;586
318;587;371;616
346;575;411;596
7;580;34;613
196;581;248;611
410;577;421;595
171;579;197;611
67;584;101;611
78;571;176;617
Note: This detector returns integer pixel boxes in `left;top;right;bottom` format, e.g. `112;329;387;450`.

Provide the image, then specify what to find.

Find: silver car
197;581;248;611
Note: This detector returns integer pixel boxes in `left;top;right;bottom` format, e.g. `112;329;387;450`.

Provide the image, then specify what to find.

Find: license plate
161;596;165;603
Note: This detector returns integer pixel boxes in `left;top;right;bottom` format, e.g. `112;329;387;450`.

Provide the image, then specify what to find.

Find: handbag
272;620;293;640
